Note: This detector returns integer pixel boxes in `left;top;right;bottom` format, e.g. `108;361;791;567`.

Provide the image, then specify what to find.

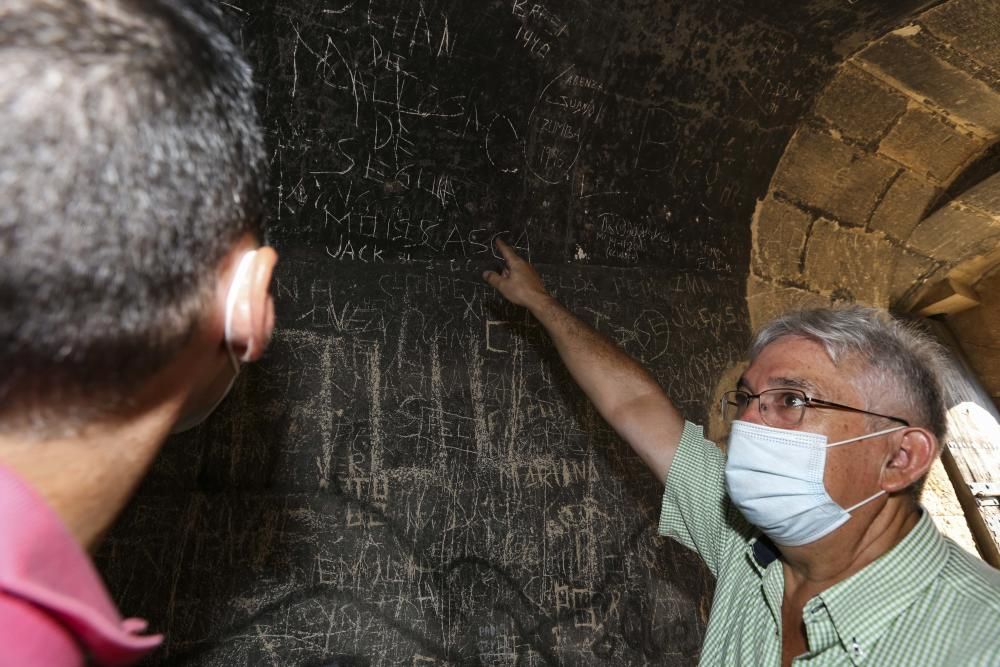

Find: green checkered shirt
658;421;1000;666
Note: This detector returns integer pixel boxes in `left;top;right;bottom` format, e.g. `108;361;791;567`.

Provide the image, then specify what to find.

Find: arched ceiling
749;0;1000;408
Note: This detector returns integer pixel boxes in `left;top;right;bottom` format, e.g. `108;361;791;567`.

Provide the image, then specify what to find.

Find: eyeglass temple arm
806;397;910;426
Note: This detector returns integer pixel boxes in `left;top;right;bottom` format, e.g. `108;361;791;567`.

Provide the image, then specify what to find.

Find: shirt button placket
851;637;865;661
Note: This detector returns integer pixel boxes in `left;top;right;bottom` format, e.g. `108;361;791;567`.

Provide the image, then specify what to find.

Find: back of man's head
0;0;266;433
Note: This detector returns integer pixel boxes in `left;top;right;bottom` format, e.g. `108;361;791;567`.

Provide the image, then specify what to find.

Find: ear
227;246;278;362
881;427;937;493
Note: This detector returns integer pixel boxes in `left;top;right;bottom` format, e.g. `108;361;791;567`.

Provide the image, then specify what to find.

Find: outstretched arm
482;239;684;484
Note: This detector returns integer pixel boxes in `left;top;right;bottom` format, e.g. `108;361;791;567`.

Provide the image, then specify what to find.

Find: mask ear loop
843;489;886;513
825;424;906;448
828;424;905;513
224;250;258;369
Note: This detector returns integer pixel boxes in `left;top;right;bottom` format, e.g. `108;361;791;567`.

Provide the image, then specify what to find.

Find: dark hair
0;0;266;430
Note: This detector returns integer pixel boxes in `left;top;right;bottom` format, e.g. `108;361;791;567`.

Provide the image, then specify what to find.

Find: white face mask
171;250;257;434
724;420;905;547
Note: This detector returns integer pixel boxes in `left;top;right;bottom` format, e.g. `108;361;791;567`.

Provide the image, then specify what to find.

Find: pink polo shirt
0;464;161;666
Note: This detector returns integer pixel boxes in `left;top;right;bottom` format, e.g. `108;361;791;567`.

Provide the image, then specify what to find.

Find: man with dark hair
484;239;1000;665
0;1;277;664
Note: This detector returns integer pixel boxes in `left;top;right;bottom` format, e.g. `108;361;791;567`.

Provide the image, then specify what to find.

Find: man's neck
0;408;175;552
780;498;922;596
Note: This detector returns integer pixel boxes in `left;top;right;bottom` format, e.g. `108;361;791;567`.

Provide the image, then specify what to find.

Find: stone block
957;171;1000;219
912;277;981;316
907;202;1000;262
859;35;1000;133
869;171;940;242
947;268;1000;349
949;241;1000;287
814;65;907;144
803;218;897;305
752;197;812;282
772;129;898;227
746;274;830;333
888;248;939;306
879;107;983;183
922;0;1000;72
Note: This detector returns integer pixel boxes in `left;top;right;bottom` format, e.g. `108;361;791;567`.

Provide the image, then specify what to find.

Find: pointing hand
481;239;551;309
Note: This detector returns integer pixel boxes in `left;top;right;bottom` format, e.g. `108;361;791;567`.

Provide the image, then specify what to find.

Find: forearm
527;295;652;407
481;240;683;481
526;294;683;481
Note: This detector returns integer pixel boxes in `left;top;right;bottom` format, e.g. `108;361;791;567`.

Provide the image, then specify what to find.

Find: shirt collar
0;463;161;665
818;510;948;663
750;535;781;570
745;533;784;631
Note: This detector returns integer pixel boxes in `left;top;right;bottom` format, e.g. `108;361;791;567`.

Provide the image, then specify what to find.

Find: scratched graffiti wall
96;0;937;664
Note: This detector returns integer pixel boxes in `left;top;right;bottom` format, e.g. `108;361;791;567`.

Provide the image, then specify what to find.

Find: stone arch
737;0;1000;558
748;0;1000;332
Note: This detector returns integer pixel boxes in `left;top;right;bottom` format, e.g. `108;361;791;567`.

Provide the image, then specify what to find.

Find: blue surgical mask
724;420;905;547
171;250;257;434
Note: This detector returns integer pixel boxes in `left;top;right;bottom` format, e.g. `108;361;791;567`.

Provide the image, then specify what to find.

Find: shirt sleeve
657;421;743;576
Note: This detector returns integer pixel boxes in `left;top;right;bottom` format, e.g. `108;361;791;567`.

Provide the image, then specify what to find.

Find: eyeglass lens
722;389;808;428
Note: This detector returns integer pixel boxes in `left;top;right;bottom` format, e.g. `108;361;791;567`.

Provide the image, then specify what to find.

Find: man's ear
227;246;278;362
882;427;937;493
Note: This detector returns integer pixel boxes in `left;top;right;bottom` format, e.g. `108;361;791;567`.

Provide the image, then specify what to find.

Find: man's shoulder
865;533;1000;664
936;539;1000;611
914;541;1000;664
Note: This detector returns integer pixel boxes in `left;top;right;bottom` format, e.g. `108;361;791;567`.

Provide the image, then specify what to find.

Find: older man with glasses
483;239;1000;666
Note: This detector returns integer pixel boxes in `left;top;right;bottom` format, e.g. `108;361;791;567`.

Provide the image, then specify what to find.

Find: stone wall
947;267;1000;408
743;0;1000;559
748;0;1000;332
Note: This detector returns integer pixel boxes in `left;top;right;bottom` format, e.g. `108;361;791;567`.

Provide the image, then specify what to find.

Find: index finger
493;237;522;264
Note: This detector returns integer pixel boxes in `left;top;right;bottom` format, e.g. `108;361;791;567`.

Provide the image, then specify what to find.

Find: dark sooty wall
97;1;938;664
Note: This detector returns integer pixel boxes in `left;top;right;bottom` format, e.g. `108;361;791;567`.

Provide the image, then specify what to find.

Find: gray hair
751;306;947;443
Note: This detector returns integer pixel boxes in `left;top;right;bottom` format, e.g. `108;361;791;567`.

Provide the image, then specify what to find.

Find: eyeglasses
721;388;910;429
